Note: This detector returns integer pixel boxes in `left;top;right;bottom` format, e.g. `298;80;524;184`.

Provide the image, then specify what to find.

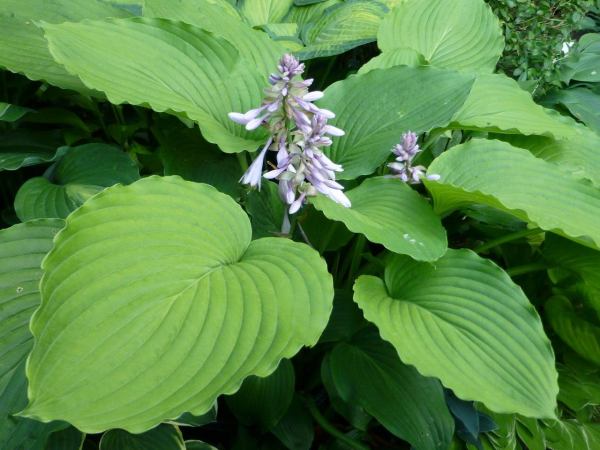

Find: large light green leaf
311;177;447;261
100;424;185;450
43;17;275;153
284;1;341;27
546;296;600;366
0;219;66;450
0;130;64;171
326;329;454;450
22;176;333;433
239;0;294;26
353;249;558;418
143;0;284;75
377;0;503;73
318;65;474;179
425;139;600;250
0;0;128;93
296;0;388;59
14;144;139;221
451;74;577;139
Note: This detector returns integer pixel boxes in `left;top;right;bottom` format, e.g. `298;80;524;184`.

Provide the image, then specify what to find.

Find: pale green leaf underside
15;144;139;221
327;330;454;450
353;249;558;418
426;139;600;250
43;17;273;153
377;0;504;73
546;296;600;366
296;0;388;59
318;65;474;179
311;177;447;261
451;74;578;139
100;424;185;450
23;176;333;433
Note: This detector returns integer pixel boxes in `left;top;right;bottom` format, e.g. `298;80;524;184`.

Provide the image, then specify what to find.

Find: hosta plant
1;0;599;449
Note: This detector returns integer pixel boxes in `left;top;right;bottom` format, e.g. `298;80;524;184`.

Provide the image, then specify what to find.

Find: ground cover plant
1;0;600;449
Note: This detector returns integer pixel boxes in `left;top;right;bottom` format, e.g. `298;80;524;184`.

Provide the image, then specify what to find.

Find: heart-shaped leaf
311;177;447;261
425;139;600;250
353;249;558;418
14;144;139;221
318;65;474;179
377;0;504;73
23;176;333;433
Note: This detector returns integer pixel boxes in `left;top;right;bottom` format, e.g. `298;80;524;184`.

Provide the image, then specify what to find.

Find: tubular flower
387;131;440;184
228;53;350;212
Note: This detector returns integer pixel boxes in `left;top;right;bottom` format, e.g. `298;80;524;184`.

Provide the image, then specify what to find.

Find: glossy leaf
43;17;276;153
327;329;454;450
546;296;600;366
23;176;333;433
378;0;503;73
296;0;388;59
14;144;139;221
318;65;474;179
100;424;185;450
312;177;447;261
451;74;577;139
426;139;600;250
353;249;558;418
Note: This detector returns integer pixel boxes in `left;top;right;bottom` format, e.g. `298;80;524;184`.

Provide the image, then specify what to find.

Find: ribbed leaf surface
353;249;558;418
23;176;333;433
311;177;447;261
318;65;474;179
14;144;139;221
426;139;600;250
378;0;503;73
43;17;275;153
239;0;294;26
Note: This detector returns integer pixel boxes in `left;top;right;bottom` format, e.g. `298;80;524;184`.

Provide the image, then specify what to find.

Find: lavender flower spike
229;53;351;213
387;131;439;184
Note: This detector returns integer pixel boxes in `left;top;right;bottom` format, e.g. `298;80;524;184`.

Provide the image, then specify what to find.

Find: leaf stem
474;227;543;254
236;152;249;172
303;398;369;450
507;262;549;277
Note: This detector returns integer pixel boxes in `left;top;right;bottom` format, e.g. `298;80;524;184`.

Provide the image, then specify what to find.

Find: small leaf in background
99;424;185;450
0;102;32;122
559;33;600;83
354;249;558;418
426;139;600;250
312;177;447;261
318;65;474;179
245;181;285;239
271;396;314;450
377;0;504;73
296;0;388;59
45;426;85;450
543;87;600;135
226;359;295;431
358;47;426;74
170;403;217;428
557;362;600;411
543;419;600;450
185;441;217;450
298;208;353;253
14;144;140;221
319;290;366;344
0;130;64;171
22;176;333;433
326;328;455;450
546;296;600;366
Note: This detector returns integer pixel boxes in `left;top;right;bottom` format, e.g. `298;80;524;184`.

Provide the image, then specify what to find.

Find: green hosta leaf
296;0;388;59
100;424;185;450
318;65;474;179
544;87;600;135
358;47;426;74
377;0;503;73
14;144;139;221
285;1;341;27
312;177;447;261
245;181;285;239
143;0;284;75
23;176;333;433
326;329;454;450
0;130;64;171
319;290;366;344
353;249;558;418
170;404;217;428
0;219;66;450
557;363;600;410
43;17;275;153
271;396;314;450
226;359;295;430
239;0;294;26
185;441;217;450
544;420;600;450
451;74;577;139
546;296;600;366
45;427;85;450
0;103;32;122
2;0;130;21
426;139;600;250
